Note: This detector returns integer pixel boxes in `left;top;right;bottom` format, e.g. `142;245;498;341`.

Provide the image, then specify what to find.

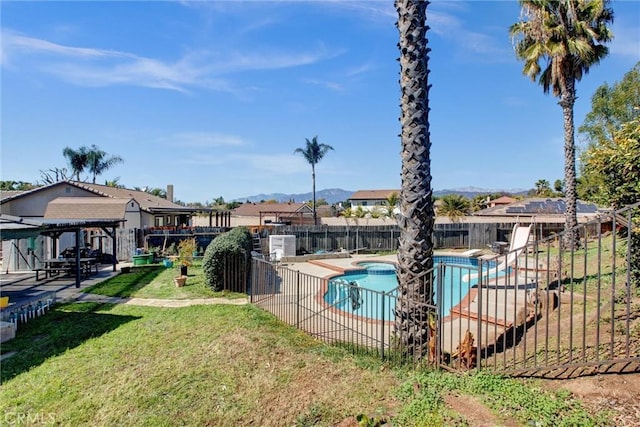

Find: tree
510;0;614;247
583;118;640;209
579;62;640;146
105;178;124;188
578;62;640;202
582;118;640;287
553;179;564;194
384;192;400;217
534;179;552;196
85;144;124;184
39;167;71;185
340;207;354;218
0;180;37;191
63;146;89;180
293;136;334;225
395;0;434;358
438;194;470;221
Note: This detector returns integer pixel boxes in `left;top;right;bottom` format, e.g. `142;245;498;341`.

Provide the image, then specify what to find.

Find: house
0;181;199;265
487;196;517;208
229;202;314;227
348;190;400;214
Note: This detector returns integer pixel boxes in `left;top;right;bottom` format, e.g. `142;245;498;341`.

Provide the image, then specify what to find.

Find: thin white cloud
1;29;341;92
428;4;512;60
303;78;344;91
161;132;247;148
3;31;134;60
345;62;373;77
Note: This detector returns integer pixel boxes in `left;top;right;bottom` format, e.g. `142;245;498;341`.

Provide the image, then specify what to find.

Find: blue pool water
324;256;491;321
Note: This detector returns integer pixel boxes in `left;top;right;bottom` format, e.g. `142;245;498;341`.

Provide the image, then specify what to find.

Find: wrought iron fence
248;202;639;376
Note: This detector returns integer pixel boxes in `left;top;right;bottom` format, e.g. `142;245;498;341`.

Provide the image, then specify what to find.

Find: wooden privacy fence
266;222;574;253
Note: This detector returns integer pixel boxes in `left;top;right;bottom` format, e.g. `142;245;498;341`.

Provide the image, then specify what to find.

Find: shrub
177;238;197;267
202;227;253;292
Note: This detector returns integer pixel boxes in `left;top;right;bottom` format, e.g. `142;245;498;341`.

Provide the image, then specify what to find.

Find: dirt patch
444;393;519;427
540;372;640;426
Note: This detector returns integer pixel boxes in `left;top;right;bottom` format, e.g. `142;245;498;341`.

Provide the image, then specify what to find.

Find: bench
33;267;72;281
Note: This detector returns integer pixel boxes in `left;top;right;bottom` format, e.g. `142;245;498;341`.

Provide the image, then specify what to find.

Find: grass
0;265;606;426
0;302;605;426
83;263;245;300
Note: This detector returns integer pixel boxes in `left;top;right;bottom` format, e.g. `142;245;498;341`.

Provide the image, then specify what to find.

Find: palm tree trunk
559;79;578;248
394;0;435;359
312;164;317;226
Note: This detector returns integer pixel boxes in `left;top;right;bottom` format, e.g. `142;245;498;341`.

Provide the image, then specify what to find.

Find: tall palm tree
293;136;334;225
86;144;124;184
395;0;435;358
510;0;613;247
62;146;89;181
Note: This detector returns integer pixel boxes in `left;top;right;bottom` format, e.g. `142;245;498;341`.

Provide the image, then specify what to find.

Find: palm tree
510;0;613;247
438;194;470;222
86;145;124;184
293;136;334;225
384;192;400;217
394;0;435;358
63;146;89;181
534;179;552;196
105;178;124;188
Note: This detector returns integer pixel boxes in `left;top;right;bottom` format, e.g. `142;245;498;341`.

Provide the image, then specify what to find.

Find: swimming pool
323;256;493;321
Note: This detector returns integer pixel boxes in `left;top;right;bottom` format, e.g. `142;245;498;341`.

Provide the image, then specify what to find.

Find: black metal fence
248;202;640;377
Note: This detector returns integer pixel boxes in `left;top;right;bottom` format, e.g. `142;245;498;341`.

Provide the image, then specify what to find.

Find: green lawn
84;263;245;300
0;258;608;426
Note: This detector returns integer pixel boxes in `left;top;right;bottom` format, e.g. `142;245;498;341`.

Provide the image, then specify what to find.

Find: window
155;216;164;227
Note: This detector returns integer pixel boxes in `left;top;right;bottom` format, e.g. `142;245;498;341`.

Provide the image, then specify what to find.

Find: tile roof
0;190;25;201
349;190;400;200
489;196;517;205
44;197;131;220
0;180;188;213
67;181;185;211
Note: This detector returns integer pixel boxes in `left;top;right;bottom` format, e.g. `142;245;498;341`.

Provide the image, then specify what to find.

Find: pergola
0;214;123;288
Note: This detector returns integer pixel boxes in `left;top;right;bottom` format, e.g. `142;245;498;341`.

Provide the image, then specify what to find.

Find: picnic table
34;258;98;281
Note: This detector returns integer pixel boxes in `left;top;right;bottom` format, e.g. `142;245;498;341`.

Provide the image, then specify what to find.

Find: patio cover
0;214;123;287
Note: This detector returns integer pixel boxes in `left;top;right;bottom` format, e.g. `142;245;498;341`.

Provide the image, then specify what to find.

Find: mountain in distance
234;187;530;204
434;186;529;199
234;188;354;205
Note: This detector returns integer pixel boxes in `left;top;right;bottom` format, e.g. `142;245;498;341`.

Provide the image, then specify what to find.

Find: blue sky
2;1;639;203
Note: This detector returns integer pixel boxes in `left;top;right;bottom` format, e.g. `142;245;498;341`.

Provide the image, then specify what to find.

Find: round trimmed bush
202;227;253;292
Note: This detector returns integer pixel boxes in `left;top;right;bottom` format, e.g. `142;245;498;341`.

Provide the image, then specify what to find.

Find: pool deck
277;252;541;358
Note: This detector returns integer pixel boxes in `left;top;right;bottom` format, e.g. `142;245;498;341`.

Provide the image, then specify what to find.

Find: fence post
437;263;445;368
380;292;385;359
296;270;301;328
476;259;484;370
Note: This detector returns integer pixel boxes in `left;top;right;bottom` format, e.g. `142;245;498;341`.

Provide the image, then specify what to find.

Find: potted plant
174;275;187;287
177;238;197;276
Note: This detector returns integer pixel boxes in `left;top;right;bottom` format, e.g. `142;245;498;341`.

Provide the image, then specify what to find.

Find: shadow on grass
1;302;140;383
83;265;165;297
